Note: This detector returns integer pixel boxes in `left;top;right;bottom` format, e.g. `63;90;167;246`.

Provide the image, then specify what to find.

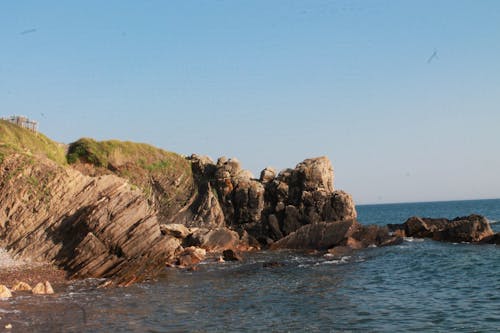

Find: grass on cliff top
0;120;67;165
67;137;190;174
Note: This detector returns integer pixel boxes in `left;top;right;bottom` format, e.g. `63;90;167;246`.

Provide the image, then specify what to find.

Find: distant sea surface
2;199;500;332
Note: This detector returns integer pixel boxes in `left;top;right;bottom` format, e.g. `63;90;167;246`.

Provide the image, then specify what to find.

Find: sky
1;1;500;204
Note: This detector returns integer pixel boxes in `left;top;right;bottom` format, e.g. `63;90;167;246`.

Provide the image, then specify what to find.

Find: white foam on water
403;237;424;243
316;256;351;266
0;248;30;268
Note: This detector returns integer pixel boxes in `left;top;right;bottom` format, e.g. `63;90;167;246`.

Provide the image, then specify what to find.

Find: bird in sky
20;28;37;35
427;49;439;64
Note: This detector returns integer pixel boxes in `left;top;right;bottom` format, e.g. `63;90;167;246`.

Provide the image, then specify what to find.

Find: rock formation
388;214;494;243
0;284;12;298
32;281;54;295
271;219;401;251
0;153;180;286
11;281;32;292
3;120;497;287
183;155;357;246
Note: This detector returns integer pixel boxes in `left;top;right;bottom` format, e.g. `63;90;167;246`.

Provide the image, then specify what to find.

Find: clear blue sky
1;1;499;204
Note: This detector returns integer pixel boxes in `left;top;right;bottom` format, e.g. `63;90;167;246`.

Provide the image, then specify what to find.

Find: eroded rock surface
183;155;357;244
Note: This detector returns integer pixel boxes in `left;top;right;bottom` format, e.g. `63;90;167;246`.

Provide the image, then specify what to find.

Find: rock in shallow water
11;281;32;292
388;214;494;243
0;284;12;298
32;281;54;295
222;249;242;261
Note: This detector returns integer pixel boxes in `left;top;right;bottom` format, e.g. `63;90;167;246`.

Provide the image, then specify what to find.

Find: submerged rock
262;261;284;268
222;249;242;261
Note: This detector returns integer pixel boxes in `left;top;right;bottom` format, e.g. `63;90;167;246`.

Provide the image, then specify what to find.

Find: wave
489;219;499;225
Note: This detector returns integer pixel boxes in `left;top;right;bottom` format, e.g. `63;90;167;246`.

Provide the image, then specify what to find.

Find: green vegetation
0;120;67;165
66;137;195;220
67;138;188;174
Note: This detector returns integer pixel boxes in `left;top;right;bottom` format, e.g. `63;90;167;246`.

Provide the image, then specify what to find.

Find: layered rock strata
0;154;179;286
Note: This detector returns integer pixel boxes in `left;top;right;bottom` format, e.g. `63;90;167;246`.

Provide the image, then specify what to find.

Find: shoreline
0;249;69;289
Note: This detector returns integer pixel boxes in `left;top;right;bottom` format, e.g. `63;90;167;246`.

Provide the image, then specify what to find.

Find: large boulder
271;219;359;250
185;227;240;252
388;214;494;243
271;218;401;251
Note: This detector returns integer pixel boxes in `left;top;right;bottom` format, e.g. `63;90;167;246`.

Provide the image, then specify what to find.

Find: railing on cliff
1;115;38;133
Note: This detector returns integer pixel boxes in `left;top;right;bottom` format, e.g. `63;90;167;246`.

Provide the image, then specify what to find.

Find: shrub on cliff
67;138;195;223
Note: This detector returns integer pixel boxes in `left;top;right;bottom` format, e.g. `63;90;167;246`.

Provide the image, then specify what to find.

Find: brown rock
271;219;359;250
237;230;261;251
327;246;354;257
222;249;242;261
345;237;364;250
389;214;494;243
262;261;284;268
294;156;334;193
11;281;32;292
160;224;190;239
479;232;500;244
0;284;12;298
187;228;240;252
0;154;178;286
259;167;276;183
282;205;302;235
176;247;206;267
32;281;54;295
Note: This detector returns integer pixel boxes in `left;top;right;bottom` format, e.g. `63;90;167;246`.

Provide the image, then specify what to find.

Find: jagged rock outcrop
0;154;180;286
260;157;357;242
1;117;362;283
183;155;357;245
388;214;494;243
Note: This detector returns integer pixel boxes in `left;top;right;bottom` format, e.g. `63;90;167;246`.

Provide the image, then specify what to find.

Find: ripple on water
0;239;499;332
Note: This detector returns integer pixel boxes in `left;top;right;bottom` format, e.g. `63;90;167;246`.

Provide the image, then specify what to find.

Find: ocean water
1;199;500;332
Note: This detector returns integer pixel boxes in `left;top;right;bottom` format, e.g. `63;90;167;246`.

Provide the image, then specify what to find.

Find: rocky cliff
1;120;497;285
0;120;360;283
0;153;180;286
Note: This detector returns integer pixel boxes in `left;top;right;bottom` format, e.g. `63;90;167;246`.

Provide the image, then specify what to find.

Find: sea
1;199;500;332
